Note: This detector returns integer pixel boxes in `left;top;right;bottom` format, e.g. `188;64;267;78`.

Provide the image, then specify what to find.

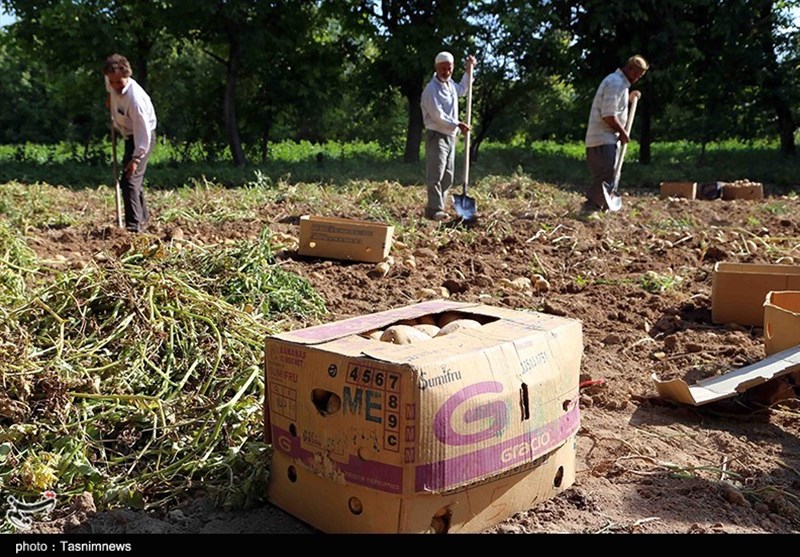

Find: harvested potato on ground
413;324;441;337
380;325;431;344
364;329;384;340
436;319;482;337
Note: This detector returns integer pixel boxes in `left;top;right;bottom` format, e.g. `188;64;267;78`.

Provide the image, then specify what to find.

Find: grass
0;217;326;517
1;138;799;193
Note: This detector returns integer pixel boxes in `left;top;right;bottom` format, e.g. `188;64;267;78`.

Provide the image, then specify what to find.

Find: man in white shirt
584;55;648;211
104;54;157;232
420;51;476;221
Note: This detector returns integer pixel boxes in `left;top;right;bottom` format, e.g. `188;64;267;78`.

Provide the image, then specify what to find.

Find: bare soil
23;183;800;534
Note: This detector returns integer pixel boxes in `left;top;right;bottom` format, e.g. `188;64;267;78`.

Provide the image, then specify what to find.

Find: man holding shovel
584;54;648;211
421;51;476;221
103;53;157;232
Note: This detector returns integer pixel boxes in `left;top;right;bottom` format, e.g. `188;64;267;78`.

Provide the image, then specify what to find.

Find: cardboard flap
652;345;800;406
273;300;477;345
764;290;800;355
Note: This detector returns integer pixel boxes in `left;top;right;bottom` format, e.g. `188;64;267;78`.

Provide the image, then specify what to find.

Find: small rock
722;483;748;506
442;279;467;294
603;333;622;345
168;509;186;522
652;351;667;361
685;342;703;353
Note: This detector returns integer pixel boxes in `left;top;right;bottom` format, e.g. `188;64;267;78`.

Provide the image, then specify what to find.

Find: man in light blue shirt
421;51;476;221
584;55;648;211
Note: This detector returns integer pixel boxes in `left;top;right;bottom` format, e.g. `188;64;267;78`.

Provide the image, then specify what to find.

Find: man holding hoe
103;53;157;233
421;51;476;222
584;54;649;211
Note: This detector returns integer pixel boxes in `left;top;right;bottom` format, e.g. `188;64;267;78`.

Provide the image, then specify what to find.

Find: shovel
602;93;640;212
453;62;476;221
111;122;124;228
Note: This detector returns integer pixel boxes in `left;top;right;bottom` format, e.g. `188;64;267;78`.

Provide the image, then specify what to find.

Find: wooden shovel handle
463;62;473;193
613;94;640;184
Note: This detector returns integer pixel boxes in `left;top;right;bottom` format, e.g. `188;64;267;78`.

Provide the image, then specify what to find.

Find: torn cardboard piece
652;344;800;406
297;215;393;263
264;300;583;533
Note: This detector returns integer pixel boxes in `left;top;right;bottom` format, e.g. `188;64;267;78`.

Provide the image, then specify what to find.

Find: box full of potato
721;179;764;200
264;299;583;533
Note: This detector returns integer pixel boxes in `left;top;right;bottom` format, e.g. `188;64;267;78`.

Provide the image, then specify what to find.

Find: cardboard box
659;182;697;200
297;215;393;263
764;291;800;356
721;182;764;200
712;262;800;326
264;300;583;533
652;344;800;406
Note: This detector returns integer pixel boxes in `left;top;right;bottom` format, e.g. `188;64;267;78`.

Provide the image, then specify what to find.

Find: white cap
435;51;454;65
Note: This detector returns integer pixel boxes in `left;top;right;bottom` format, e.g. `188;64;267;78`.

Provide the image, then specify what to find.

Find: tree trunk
403;86;423;164
134;36;152;90
775;101;796;156
224;35;247;167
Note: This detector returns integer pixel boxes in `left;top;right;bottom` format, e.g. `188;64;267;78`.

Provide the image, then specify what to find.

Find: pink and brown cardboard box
263;300;582;533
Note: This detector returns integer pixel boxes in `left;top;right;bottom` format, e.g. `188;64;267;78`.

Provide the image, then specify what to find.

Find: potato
435;319;482;337
380;325;431;344
413;324;441;337
364;329;384;340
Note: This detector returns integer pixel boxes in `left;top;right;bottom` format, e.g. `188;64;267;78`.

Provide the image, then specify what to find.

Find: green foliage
0;224;327;512
640;270;683;293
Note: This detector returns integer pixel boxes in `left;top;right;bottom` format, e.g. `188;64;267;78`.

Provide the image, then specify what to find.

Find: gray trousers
425;130;456;216
121;133;155;232
585;143;617;209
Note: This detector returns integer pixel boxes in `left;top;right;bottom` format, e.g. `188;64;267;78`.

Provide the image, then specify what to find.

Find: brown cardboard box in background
297;215;393;263
721;183;764;200
264;300;583;533
712;263;800;326
659;181;697;199
764;291;800;355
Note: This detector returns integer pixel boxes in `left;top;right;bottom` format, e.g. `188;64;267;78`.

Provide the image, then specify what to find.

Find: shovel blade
602;181;623;212
453;193;477;220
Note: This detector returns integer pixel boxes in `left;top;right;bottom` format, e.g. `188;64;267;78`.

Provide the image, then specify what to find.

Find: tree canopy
1;0;798;162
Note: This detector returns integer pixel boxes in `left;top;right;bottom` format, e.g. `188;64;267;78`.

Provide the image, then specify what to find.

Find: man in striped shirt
584;55;648;211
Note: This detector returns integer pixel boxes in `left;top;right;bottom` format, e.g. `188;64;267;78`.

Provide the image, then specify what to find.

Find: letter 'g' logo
433;382;508;446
